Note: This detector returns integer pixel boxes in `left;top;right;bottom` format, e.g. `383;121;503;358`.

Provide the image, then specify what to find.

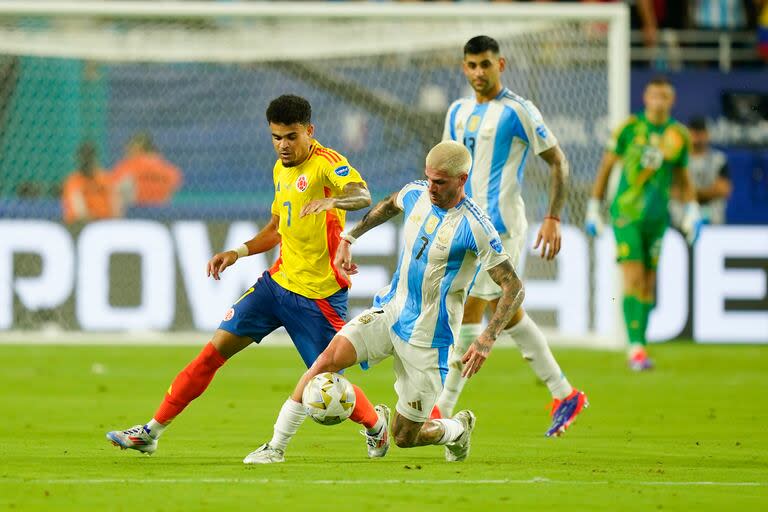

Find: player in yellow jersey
106;95;372;455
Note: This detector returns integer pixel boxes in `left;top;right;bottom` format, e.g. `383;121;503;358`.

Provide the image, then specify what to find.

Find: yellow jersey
269;141;366;299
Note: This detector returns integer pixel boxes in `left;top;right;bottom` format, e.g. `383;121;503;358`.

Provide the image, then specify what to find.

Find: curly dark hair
266;95;312;125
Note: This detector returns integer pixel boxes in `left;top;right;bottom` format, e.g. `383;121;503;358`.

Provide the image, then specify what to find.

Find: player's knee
393;430;417;448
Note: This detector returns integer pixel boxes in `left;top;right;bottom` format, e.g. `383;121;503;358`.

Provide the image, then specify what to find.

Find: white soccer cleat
106;424;157;455
445;410;476;462
362;404;391;459
243;443;285;464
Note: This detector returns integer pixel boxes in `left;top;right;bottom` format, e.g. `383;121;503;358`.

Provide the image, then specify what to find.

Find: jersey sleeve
606;116;635;156
395;180;427;215
471;215;511;271
443;101;461;141
322;155;366;195
515;99;558;155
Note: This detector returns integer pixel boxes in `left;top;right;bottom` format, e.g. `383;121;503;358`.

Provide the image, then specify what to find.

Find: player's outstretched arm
206;215;281;280
462;259;524;378
333;191;402;281
535;145;570;260
345;191;402;240
300;182;371;217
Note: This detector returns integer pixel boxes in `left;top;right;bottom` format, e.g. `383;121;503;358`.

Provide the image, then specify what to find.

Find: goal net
0;1;628;346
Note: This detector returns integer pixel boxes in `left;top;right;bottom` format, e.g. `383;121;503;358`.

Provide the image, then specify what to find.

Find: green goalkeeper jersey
608;113;690;223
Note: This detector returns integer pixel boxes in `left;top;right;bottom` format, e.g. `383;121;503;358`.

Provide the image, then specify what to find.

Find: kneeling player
244;141;524;463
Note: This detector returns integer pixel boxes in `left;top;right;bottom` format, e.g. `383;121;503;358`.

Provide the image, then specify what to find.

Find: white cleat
106;424;157;455
445;410;476;462
243;443;285;464
362;404;391;458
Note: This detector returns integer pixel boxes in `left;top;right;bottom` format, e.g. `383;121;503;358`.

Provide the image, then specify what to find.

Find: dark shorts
218;271;348;367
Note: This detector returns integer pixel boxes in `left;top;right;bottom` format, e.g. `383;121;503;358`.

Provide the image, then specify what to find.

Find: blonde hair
425;140;472;177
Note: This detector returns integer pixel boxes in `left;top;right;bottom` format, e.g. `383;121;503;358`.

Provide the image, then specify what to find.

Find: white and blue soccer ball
302;372;356;426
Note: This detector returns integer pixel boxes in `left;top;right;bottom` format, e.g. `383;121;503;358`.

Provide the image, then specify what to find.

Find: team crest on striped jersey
468;115;481;132
424;215;440;234
296;174;308;192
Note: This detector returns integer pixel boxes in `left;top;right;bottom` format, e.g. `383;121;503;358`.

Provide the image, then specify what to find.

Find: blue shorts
218;271;348;368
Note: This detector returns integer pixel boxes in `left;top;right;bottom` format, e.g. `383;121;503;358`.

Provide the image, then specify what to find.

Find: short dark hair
463;36;500;56
646;75;673;88
266;95;312;125
688;116;708;132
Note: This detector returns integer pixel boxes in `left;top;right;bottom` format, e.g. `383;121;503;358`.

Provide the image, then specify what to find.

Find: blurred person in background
112;132;182;207
670;117;732;226
61;141;122;224
585;76;702;372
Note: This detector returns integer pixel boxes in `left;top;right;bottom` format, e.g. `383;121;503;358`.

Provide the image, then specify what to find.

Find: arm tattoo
542;146;569;217
349;192;402;240
334;182;372;211
484;260;525;341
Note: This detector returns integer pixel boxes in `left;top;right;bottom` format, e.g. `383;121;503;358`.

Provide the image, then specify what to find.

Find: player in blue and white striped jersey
437;36;587;438
245;141;525;463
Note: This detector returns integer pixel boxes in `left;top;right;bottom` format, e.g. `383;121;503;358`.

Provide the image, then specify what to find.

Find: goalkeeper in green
586;76;702;371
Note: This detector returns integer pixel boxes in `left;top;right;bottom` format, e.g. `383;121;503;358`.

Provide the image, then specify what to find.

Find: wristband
544;215;560;222
340;231;356;245
234;244;249;259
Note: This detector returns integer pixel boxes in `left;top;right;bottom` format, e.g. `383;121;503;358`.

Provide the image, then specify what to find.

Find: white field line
5;478;766;487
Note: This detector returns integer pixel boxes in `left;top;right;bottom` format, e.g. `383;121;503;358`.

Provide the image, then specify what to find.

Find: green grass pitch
1;342;766;511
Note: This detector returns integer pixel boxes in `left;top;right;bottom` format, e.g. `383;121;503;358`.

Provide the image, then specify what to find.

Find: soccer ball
302;372;356;426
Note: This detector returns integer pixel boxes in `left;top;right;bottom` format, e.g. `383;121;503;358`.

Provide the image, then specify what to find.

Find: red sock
153;342;227;424
349;384;379;429
430;405;442;420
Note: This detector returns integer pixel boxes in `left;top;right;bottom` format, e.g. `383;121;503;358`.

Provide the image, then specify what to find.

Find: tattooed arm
300;182;372;217
461;258;525;378
534;145;570;260
334;191;402;278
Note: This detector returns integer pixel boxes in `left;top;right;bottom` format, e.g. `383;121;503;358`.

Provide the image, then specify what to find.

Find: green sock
622;295;645;346
638;300;653;343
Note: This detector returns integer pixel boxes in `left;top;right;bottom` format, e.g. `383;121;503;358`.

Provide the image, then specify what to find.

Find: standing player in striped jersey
435;36;587;437
245;141;524;464
106;95;374;455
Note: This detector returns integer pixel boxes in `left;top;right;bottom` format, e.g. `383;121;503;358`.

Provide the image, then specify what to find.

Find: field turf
1;342;766;511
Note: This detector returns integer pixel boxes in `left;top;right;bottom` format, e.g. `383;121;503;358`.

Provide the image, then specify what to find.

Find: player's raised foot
629;347;654;372
546;390;589;437
361;404;391;458
243;443;285;464
445;410;476;462
106;424;157;455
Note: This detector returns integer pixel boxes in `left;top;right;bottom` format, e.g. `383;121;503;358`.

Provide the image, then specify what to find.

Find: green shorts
612;218;668;270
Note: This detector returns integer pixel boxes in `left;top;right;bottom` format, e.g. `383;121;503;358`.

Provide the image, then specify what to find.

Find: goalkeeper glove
681;201;703;245
585;198;604;238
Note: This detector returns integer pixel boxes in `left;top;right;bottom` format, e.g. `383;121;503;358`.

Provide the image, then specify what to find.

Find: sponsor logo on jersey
536;125;548;139
296;174;308;192
437;225;452;244
490;238;503;253
334;165;350;177
223;308;235;321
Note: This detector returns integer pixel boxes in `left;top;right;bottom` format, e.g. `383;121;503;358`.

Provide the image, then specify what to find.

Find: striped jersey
269;140;366;299
443;87;558;237
373;181;510;349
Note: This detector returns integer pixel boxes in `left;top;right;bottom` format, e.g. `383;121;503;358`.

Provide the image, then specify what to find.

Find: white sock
433;418;464;445
269;398;307;451
436;323;481;417
145;419;166;440
506;314;573;400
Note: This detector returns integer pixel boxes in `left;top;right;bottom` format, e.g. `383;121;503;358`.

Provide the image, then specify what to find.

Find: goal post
0;1;629;347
